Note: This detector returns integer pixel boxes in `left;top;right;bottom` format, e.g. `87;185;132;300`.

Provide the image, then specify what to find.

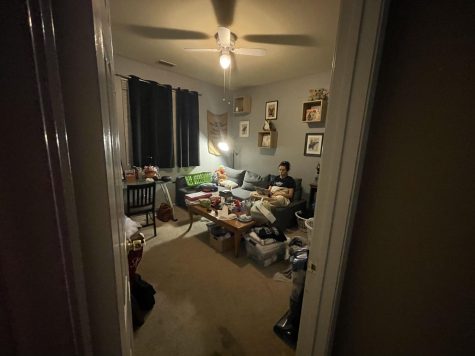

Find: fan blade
127;25;209;40
217;27;231;47
243;34;316;46
184;48;219;52
211;0;235;27
233;48;266;56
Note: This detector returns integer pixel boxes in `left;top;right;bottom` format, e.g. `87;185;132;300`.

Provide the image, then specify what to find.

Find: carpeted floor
130;206;303;356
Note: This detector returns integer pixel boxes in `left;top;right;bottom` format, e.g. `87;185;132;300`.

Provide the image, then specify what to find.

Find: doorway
0;0;389;354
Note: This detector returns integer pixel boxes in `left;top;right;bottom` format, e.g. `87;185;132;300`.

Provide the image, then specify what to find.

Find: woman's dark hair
279;161;290;171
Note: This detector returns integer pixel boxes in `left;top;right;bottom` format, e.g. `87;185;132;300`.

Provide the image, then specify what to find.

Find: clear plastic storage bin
245;238;286;267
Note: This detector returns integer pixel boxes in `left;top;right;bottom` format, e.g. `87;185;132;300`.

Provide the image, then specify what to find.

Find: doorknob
127;233;145;252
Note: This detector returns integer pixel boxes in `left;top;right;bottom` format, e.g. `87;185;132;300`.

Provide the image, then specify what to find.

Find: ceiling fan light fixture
219;52;231;69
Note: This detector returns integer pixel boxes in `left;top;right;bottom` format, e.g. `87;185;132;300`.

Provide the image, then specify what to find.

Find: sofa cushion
224;167;246;186
241;171;270;191
230;187;252;201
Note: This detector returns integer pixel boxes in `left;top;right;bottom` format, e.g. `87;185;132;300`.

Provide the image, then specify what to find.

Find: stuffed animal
214;165;227;184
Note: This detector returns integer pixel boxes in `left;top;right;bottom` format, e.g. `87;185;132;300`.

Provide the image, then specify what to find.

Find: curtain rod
115;73;201;96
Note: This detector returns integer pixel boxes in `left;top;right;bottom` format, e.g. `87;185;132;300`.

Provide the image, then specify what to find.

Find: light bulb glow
217;141;230;152
219;53;231;69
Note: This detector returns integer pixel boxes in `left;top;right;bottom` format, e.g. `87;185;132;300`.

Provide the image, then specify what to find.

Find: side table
309;182;318;211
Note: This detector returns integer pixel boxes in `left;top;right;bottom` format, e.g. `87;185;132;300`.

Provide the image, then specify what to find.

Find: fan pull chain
227;67;232;105
222;69;226;102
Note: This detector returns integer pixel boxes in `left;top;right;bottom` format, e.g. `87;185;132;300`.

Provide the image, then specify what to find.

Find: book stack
184;191;212;205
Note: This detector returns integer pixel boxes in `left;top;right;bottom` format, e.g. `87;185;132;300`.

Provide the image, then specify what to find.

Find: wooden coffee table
186;204;255;257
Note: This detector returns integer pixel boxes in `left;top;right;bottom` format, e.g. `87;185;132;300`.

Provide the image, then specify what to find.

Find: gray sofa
175;167;306;231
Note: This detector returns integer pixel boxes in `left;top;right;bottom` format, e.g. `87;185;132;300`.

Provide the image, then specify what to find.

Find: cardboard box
209;233;234;253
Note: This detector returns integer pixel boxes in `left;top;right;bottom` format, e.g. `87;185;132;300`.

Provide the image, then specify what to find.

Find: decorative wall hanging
308;88;329;101
207;111;228;156
239;120;250;137
304;133;324;157
306;107;321;122
265;100;278;120
262;119;276;131
261;134;271;147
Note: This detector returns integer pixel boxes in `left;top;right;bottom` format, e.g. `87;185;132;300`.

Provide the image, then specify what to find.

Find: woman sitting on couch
250;161;296;207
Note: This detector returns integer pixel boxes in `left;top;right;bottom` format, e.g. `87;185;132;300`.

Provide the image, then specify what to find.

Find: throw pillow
219;179;238;189
242;171;269;191
223;167;246;186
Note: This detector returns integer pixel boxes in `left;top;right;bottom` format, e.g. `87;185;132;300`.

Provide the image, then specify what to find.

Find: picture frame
239;120;250;137
261;134;271;147
265;100;278;120
304;133;324;156
306;107;322;122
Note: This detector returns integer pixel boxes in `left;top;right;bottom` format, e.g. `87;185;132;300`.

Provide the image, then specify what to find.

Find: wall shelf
257;131;278;148
234;96;251;114
301;99;327;124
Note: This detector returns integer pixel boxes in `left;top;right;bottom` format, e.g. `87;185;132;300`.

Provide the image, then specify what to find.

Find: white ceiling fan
125;0;315;71
184;27;266;69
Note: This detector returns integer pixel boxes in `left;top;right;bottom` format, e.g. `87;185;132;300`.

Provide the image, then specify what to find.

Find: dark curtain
176;89;200;167
128;76;173;168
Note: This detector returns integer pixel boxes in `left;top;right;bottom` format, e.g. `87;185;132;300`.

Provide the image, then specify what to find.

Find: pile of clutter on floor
240;210;313;349
125;216;156;329
244;226;287;267
273;234;309;348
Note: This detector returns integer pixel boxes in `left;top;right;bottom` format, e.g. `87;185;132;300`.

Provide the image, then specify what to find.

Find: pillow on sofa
223;167;246;186
219;179;239;189
241;171;269;191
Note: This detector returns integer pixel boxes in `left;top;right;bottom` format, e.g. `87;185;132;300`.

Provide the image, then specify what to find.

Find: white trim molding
297;0;389;355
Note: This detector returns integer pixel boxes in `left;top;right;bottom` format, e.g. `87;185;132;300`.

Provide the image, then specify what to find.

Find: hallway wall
332;1;475;354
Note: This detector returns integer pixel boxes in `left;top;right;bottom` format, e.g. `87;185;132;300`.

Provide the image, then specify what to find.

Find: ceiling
110;0;341;89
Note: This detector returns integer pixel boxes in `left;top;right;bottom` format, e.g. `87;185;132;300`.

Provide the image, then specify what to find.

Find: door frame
53;0;133;354
297;0;389;354
65;0;391;354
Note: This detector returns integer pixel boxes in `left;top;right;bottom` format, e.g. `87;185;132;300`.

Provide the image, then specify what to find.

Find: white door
53;0;133;354
297;0;389;355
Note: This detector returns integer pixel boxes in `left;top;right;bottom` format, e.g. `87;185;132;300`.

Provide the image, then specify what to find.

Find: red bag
156;203;173;222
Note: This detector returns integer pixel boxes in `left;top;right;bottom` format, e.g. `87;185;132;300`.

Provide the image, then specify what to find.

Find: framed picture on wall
265;100;278;120
262;134;271;147
306;107;322;122
304;133;324;156
239;120;250;137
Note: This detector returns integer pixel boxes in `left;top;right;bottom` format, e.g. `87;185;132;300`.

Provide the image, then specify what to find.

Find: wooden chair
126;182;156;237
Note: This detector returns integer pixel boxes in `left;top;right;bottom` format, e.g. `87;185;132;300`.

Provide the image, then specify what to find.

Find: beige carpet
130;207;303;356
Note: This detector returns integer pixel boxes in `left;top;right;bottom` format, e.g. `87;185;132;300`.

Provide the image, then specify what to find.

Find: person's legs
250;191;268;200
265;195;289;208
